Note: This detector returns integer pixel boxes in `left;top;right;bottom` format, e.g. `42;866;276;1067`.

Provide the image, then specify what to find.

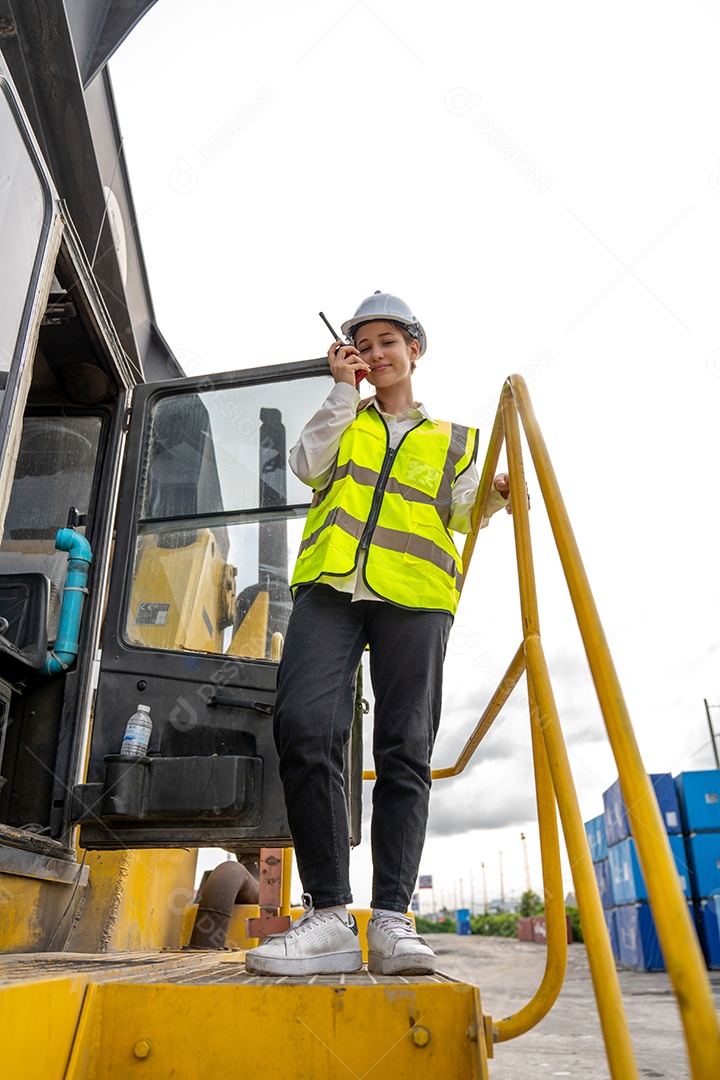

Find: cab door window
125;375;331;660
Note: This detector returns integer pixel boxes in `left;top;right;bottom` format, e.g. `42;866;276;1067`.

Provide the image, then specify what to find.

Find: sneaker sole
367;951;437;976
245;950;363;977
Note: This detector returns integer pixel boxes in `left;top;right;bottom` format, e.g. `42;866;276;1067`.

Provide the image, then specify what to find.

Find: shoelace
373;914;419;938
287;908;335;939
265;898;350;943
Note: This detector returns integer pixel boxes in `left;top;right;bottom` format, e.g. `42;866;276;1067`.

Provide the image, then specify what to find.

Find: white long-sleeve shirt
289;382;506;601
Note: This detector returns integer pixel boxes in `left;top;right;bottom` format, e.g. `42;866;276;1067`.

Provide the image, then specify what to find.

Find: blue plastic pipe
41;528;92;676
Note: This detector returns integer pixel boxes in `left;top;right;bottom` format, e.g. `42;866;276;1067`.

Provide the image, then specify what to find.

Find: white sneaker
245;895;362;976
366;912;437;975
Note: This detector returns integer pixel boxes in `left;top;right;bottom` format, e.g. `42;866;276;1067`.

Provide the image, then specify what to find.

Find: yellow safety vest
291;406;479;614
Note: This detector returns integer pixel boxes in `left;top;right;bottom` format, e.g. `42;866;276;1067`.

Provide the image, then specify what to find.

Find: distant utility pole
704;699;720;768
482;862;488;915
499;851;505;910
521;831;531;892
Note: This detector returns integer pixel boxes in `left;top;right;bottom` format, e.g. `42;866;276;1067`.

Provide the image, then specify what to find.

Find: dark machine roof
0;0;183;381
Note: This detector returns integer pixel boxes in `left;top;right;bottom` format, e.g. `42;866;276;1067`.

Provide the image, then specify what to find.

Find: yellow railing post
502;386;640;1080
460;399;504;591
509;375;720;1078
494;677;567;1042
280;848;293;918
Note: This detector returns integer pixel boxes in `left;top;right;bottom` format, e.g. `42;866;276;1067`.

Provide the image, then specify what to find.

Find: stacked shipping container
675;770;720;968
584;770;720;971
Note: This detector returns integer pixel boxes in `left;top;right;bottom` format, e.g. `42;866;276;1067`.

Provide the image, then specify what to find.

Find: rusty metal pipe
189;860;259;950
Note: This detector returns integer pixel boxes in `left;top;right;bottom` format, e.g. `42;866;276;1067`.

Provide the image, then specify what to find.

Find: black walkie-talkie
319;311;366;385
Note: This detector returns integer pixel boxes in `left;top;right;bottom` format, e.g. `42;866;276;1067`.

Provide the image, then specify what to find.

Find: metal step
1;951;490;1079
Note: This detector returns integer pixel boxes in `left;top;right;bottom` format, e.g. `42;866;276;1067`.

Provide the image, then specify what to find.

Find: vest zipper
358;418;426;551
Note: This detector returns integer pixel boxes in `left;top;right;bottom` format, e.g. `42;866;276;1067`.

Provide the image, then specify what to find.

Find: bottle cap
137;704;151;713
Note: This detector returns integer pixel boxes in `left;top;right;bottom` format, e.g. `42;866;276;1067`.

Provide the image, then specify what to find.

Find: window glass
0;415;102;644
0;84;50;413
128;375;332;659
2;416;101;545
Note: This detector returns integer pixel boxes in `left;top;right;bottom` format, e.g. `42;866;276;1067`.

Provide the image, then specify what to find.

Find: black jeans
274;583;452;911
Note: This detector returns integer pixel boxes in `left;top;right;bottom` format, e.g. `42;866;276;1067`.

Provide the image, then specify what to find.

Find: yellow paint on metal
509;375;720;1077
226;589;269;658
64;981;488;1080
502;386;640;1079
0;871;82;953
349;907;373;963
280;847;293;916
179;902;261;950
65;848;197;953
126;530;229;653
64;983;102;1080
494;678;567;1043
0;977;88;1080
460;397;505;587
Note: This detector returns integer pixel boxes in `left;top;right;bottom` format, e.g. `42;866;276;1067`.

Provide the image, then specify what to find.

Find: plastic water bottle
120;704;153;757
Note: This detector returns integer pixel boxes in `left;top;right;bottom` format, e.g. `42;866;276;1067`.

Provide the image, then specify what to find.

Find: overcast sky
110;0;720;910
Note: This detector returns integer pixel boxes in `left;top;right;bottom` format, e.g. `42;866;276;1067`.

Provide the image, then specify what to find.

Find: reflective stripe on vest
291;407;478;613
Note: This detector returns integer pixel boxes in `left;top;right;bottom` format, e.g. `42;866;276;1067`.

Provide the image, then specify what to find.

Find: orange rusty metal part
245;915;291;939
246;848;291;940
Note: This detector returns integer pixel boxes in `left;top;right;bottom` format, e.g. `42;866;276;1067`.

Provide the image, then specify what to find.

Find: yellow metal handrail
360;374;719;1078
506;375;720;1078
492;679;568;1043
499;384;639;1077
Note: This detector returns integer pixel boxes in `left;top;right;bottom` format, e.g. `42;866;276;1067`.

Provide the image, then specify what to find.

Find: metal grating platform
0;951;460;988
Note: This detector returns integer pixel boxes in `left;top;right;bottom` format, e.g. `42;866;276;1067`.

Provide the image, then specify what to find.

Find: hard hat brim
340;316;427;357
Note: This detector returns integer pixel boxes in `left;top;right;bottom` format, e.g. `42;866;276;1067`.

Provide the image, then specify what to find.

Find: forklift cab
0;56;361;878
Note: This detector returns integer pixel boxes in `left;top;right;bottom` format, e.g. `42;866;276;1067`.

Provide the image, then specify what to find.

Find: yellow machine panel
127;531;232;654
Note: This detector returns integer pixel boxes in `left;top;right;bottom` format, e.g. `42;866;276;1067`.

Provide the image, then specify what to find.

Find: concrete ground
430;933;720;1079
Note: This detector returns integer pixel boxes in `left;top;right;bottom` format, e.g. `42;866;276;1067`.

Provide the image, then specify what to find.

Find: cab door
74;362;363;850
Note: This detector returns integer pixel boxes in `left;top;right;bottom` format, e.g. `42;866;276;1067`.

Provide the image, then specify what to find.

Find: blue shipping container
603;773;681;847
694;897;720;969
594;858;613;909
457;919;472;936
650;773;682;834
603;779;629;847
585;814;608;862
615;903;665;971
608;834;690;905
604;908;620;961
675;770;720;834
684;832;720;899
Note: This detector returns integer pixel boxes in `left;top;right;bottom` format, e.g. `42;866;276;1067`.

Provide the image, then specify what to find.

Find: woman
245;292;512;976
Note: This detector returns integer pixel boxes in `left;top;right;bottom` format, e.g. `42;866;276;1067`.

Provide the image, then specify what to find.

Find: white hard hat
341;291;427;357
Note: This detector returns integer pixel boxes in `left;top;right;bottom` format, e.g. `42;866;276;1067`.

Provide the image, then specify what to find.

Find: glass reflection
128;375;331;660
